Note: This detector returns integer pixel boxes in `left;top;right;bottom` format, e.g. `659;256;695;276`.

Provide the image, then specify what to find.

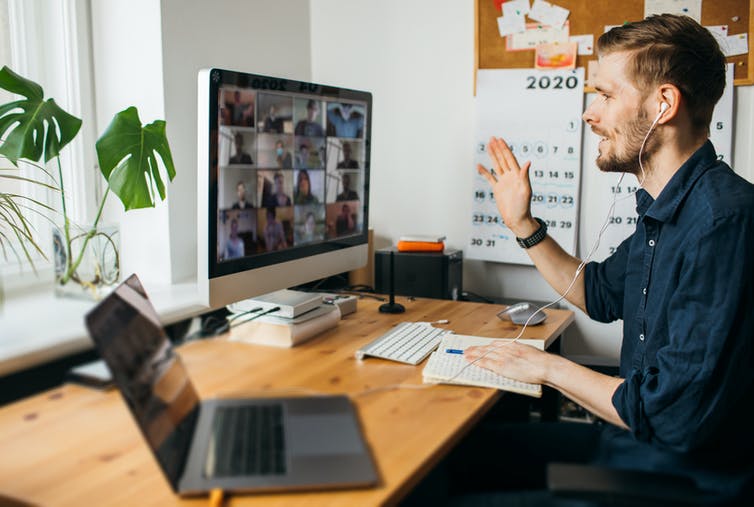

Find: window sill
0;280;207;377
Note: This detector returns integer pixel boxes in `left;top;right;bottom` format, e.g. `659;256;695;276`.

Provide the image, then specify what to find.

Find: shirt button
639;334;645;341
648;239;656;247
642;288;647;295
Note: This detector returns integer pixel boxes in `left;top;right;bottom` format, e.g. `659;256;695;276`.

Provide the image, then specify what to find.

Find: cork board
474;0;754;90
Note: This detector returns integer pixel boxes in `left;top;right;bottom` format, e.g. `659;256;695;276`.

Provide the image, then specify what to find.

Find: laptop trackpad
287;415;364;456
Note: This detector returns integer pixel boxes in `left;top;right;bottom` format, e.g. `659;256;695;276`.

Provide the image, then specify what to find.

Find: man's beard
596;110;659;175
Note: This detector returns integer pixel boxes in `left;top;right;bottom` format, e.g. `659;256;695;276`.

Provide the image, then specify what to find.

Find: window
0;0;98;290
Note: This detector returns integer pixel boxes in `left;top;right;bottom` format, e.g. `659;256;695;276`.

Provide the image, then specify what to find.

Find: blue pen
445;348;464;355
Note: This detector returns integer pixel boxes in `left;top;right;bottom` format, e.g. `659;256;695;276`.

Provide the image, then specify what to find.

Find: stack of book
228;290;341;348
396;234;445;253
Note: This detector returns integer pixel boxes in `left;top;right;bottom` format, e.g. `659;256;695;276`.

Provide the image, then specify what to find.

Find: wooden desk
0;298;573;507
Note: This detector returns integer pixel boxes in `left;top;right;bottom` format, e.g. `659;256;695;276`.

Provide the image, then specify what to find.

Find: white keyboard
355;322;451;365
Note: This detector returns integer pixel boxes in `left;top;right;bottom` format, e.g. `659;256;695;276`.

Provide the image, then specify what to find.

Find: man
229;132;253;165
263;104;284;134
223;218;244;260
327;102;364;138
231;181;252;210
336;173;359;201
294;99;325;137
466;14;754;504
336;141;359;169
335;203;355;236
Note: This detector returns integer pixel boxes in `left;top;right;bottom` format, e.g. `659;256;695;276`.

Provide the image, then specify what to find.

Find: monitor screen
197;69;371;308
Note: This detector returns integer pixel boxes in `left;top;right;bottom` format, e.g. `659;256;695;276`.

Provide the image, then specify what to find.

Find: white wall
310;0;754;362
91;0;313;285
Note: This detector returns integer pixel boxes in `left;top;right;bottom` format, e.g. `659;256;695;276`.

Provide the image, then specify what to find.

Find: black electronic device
197;68;372;309
375;247;462;301
379;250;405;313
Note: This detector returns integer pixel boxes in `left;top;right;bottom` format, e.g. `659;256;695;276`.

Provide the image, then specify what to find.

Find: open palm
477;136;533;237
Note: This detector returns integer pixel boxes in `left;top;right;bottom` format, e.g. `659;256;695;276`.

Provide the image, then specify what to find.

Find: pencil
209;488;224;507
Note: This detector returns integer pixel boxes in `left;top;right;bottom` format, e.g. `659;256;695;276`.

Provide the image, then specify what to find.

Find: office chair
547;462;747;507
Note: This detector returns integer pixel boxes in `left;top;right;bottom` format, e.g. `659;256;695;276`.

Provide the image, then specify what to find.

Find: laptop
84;274;377;495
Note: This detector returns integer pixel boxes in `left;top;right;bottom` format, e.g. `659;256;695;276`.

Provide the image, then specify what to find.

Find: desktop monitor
198;68;371;308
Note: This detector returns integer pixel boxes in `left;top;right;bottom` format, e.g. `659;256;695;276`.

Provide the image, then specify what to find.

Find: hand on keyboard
355;322;452;365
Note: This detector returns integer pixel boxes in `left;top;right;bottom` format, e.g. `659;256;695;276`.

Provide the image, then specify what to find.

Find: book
396;241;445;252
422;334;544;398
399;234;446;243
229;304;341;348
227;289;322;318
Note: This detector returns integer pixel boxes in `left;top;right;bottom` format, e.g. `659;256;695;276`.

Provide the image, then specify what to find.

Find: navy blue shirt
584;141;754;498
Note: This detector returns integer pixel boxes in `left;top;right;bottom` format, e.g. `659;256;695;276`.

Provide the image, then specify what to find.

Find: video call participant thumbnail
232;181;253;210
336;141;359;169
294;205;325;245
258;93;293;134
229;132;254;165
326;201;359;238
218;209;257;261
222;88;255;127
260;171;292;208
327;102;365;139
294;99;325;137
336;172;359;202
261;206;292;252
294;169;324;205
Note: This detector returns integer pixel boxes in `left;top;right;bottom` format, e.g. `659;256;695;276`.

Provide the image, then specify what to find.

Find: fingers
465;343;505;361
477;164;498;185
487;137;521;173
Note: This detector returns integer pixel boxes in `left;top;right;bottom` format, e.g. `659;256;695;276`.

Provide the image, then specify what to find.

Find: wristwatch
516;217;548;249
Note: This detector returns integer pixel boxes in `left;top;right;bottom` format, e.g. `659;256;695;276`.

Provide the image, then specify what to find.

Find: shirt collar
642;140;718;223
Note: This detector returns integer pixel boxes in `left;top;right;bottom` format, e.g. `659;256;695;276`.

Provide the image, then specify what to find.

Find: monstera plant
0;65;176;297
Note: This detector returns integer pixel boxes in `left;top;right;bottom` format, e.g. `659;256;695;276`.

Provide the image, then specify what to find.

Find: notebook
422;334;544;398
84;274;377;496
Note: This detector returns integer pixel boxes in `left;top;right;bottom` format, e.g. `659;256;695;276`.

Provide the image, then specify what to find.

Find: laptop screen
85;274;200;490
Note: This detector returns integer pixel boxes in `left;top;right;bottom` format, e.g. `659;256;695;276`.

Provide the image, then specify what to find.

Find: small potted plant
0;66;176;299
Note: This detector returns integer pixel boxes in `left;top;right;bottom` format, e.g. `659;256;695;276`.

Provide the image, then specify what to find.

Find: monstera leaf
0;66;82;165
95;107;176;210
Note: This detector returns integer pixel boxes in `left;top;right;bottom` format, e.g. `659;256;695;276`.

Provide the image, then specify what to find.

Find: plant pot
53;223;120;300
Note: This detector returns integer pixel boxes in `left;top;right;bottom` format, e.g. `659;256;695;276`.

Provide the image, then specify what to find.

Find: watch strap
516;218;548;249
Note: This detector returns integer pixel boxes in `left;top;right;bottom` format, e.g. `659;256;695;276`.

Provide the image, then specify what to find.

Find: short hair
307;99;318;109
597;14;725;134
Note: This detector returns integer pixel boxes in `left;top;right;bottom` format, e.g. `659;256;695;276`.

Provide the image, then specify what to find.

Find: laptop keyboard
204;404;286;478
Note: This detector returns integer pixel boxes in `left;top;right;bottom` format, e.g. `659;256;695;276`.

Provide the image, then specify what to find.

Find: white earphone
658;101;669;117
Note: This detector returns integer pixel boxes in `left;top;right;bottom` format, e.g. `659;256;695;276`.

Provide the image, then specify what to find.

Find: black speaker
375;247;462;300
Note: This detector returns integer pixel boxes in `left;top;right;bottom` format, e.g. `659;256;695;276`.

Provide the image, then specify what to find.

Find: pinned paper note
529;0;570;29
707;25;730;54
504;0;531;17
535;41;577;69
644;0;702;23
498;14;526;37
507;22;569;51
724;33;749;57
570;34;594;55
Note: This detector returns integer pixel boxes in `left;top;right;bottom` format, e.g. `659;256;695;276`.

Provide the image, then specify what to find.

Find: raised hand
477;136;537;238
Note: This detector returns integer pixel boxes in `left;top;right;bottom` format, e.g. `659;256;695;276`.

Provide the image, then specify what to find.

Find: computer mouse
496;302;546;326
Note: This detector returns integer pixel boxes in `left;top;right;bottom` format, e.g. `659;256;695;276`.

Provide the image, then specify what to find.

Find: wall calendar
469;68;585;265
